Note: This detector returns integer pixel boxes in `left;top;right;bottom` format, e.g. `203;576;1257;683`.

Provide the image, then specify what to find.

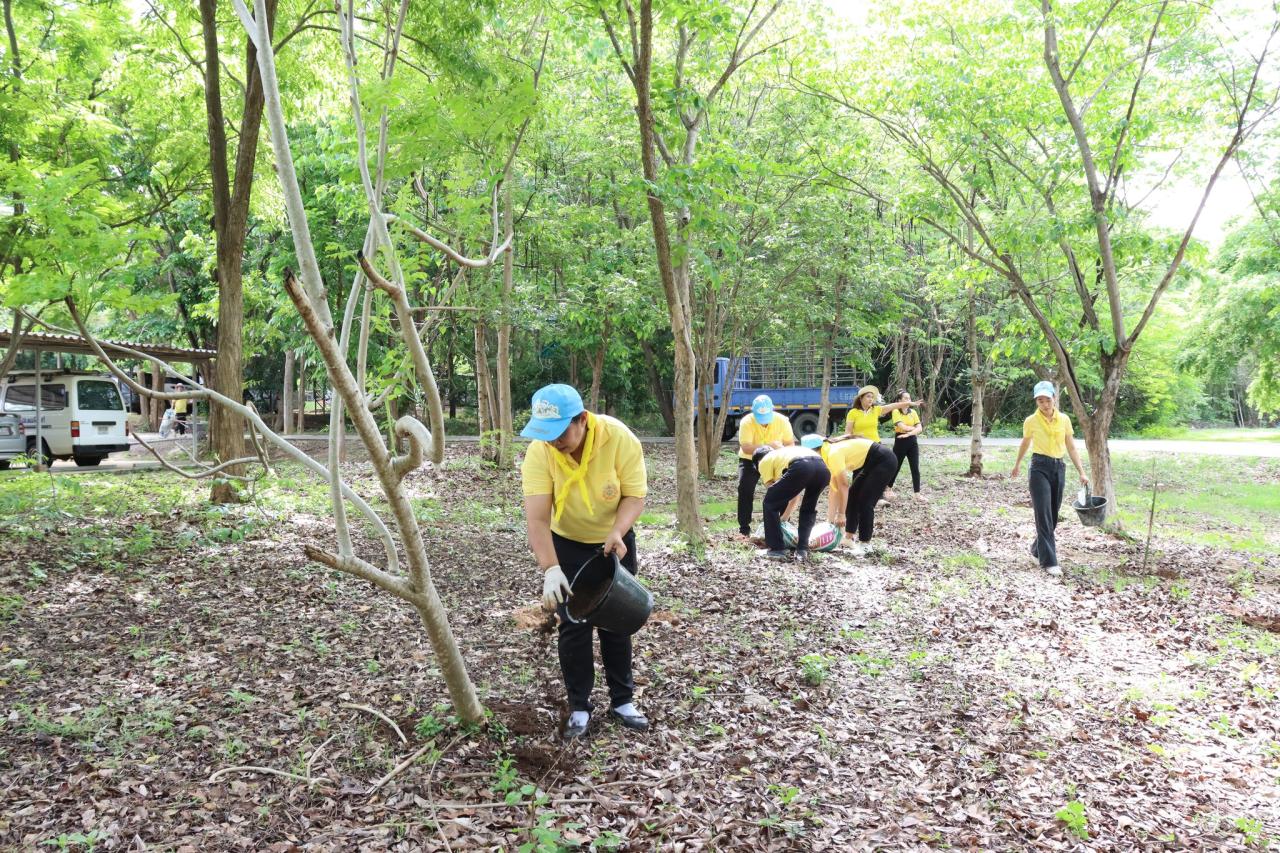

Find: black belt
1031;453;1064;462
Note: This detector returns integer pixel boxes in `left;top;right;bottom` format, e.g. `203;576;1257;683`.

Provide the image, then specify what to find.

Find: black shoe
793;549;809;562
609;707;649;731
561;714;589;740
766;549;789;560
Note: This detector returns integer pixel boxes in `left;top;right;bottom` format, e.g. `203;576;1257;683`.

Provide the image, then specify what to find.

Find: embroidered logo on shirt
533;399;561;419
602;482;619;501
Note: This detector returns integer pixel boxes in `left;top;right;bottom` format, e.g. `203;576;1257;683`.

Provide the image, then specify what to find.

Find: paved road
918;436;1280;458
13;431;1278;476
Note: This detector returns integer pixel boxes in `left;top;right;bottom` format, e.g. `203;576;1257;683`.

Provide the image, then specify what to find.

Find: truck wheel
721;415;739;442
0;460;9;471
26;439;52;468
74;454;105;467
791;412;820;436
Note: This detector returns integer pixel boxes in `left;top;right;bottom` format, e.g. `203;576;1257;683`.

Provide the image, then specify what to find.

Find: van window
77;380;123;411
3;384;68;412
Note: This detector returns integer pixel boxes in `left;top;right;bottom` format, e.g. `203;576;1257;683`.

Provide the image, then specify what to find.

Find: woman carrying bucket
1010;380;1088;578
521;384;649;739
843;385;923;502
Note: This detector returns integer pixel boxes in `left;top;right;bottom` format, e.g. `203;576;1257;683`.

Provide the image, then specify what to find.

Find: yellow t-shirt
892;409;920;434
757;445;821;485
175;397;189;415
737;415;796;459
521;414;648;542
824;438;874;485
845;405;883;441
1023;410;1073;458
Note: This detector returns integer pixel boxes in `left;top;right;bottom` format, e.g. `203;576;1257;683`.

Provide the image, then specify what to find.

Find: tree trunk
136;367;151;424
281;349;294;433
295;351;306;434
474;320;496;459
588;318;610;411
818;274;846;435
199;0;278;504
496;181;515;466
968;380;986;477
966;288;983;476
639;337;675;435
150;367;164;430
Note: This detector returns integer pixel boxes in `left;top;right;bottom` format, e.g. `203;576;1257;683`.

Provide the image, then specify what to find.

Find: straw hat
857;385;881;402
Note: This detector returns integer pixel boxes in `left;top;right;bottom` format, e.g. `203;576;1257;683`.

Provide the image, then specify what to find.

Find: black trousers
845;443;897;543
1029;454;1066;568
890;435;921;492
553;529;638;713
736;458;761;535
762;456;829;551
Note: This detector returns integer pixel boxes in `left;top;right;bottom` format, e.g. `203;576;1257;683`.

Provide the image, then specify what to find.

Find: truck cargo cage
734;347;860;390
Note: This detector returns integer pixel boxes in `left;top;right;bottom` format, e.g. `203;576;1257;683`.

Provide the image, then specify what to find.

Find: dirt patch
512;603;556;632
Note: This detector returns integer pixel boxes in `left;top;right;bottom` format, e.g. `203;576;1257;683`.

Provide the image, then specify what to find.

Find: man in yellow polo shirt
521;384;649;739
736;395;795;538
1011;380;1088;578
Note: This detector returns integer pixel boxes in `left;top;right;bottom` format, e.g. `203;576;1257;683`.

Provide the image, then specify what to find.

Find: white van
0;371;130;467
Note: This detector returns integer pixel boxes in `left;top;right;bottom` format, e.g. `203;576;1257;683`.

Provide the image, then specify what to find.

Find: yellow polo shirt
737;415;795;459
521;414;648;542
757;445;821;485
1023;410;1073;458
845;405;883;441
824;438;874;484
892;409;920;434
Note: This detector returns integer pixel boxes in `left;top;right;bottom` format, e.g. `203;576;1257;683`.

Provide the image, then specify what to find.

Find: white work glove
542;565;571;611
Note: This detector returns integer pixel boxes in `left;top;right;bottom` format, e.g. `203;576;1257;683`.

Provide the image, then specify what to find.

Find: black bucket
566;550;653;635
1073;486;1108;528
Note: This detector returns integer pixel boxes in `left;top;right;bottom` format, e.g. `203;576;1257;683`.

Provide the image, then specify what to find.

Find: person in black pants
735;395;795;538
888;390;926;501
551;529;638;719
844;443;898;552
753;445;829;560
520;384;650;739
1010;380;1088;577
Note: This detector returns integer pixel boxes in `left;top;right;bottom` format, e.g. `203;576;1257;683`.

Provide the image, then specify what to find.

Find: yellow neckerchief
1036;406;1058;429
549;412;597;523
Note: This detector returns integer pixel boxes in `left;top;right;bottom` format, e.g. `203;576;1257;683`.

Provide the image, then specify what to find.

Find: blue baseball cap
801;433;824;449
751;395;774;425
520;384;584;441
1033;380;1056;400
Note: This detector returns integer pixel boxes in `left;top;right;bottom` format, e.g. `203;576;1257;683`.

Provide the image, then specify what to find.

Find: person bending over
753;444;828;561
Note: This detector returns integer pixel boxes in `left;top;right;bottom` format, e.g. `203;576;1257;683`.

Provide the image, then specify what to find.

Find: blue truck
704;348;863;439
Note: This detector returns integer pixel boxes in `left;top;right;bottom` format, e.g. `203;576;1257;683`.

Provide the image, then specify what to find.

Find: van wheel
74;454;105;467
26;439;52;468
0;460;9;471
791;411;821;436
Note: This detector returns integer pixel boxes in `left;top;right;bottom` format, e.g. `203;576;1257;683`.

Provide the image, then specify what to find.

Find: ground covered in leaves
1;444;1278;851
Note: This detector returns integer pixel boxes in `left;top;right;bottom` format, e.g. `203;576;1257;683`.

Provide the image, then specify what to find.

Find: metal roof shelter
0;330;216;364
